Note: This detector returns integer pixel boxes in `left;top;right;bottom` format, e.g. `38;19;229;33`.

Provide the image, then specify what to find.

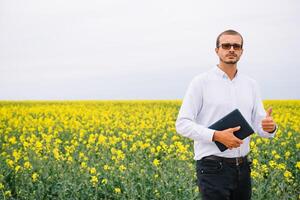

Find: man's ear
215;48;219;54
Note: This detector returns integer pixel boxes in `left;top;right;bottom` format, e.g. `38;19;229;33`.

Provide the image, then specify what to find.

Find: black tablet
209;109;255;152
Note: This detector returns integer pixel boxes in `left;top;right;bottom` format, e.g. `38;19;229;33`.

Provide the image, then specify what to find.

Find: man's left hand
261;107;276;133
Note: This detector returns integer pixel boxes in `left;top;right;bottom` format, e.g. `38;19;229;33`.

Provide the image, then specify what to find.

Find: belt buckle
235;157;243;166
235;158;239;166
235;157;244;166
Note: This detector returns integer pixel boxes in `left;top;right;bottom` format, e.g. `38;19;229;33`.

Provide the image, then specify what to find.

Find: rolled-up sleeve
175;78;215;142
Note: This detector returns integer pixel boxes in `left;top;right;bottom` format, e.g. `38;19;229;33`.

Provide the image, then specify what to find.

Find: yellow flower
296;162;300;170
150;147;156;154
269;160;277;168
101;178;108;185
4;190;11;197
80;162;87;169
261;164;268;174
283;170;293;182
156;146;162;152
256;138;262;144
280;142;286;146
140;142;150;150
8;136;17;144
0;183;4;190
119;165;126;172
32;172;39;182
130;144;137;152
114;187;121;194
171;135;179;141
277;163;286;170
79;152;85;159
67;156;73;163
15;165;21;172
252;159;258;166
12;150;21;162
6;159;14;168
274;154;281;160
284;151;290;158
251;170;260;179
90;176;98;186
153;159;160;167
271;150;277;155
179;154;187;161
98;135;107;145
53;148;61;160
103;165;110;171
35;141;43;153
90;167;97;174
24;161;32;169
283;170;292;178
155;189;160;197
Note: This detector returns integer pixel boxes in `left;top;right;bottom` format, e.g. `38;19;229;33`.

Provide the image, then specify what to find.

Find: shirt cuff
193;124;215;142
268;124;278;135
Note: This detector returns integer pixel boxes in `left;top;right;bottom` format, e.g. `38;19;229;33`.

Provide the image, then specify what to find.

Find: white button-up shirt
176;66;276;160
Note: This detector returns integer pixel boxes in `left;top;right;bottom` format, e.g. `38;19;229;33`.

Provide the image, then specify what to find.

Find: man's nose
229;46;235;51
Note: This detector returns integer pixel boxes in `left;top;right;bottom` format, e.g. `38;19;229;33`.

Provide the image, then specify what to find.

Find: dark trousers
196;156;252;200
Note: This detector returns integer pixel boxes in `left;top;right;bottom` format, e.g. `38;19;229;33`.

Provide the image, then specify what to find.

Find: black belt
201;155;248;166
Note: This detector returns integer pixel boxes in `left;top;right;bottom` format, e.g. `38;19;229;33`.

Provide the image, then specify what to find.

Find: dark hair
216;29;243;48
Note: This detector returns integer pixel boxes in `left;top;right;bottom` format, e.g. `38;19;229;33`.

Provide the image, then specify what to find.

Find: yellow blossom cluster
0;100;299;199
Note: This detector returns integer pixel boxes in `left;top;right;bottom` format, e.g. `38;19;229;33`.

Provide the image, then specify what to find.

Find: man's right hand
212;126;243;150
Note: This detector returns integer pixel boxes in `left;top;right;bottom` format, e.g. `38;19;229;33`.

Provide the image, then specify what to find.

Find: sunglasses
219;43;242;50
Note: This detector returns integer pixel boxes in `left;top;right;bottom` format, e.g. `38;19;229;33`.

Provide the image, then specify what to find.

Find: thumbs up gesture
261;107;276;133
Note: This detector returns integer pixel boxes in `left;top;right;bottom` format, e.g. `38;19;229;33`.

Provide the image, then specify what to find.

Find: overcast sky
0;0;299;100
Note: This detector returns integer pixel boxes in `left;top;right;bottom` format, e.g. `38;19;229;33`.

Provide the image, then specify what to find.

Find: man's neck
218;63;237;80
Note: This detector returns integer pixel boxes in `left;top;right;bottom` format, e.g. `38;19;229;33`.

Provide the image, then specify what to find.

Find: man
175;29;277;200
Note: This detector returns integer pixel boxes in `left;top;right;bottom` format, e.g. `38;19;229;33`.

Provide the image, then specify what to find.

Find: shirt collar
214;65;239;80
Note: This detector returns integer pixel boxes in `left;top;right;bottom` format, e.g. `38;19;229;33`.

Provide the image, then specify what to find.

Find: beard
220;55;240;64
224;60;238;64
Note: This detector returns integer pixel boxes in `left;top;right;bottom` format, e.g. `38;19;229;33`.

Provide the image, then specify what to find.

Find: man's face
215;34;243;65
